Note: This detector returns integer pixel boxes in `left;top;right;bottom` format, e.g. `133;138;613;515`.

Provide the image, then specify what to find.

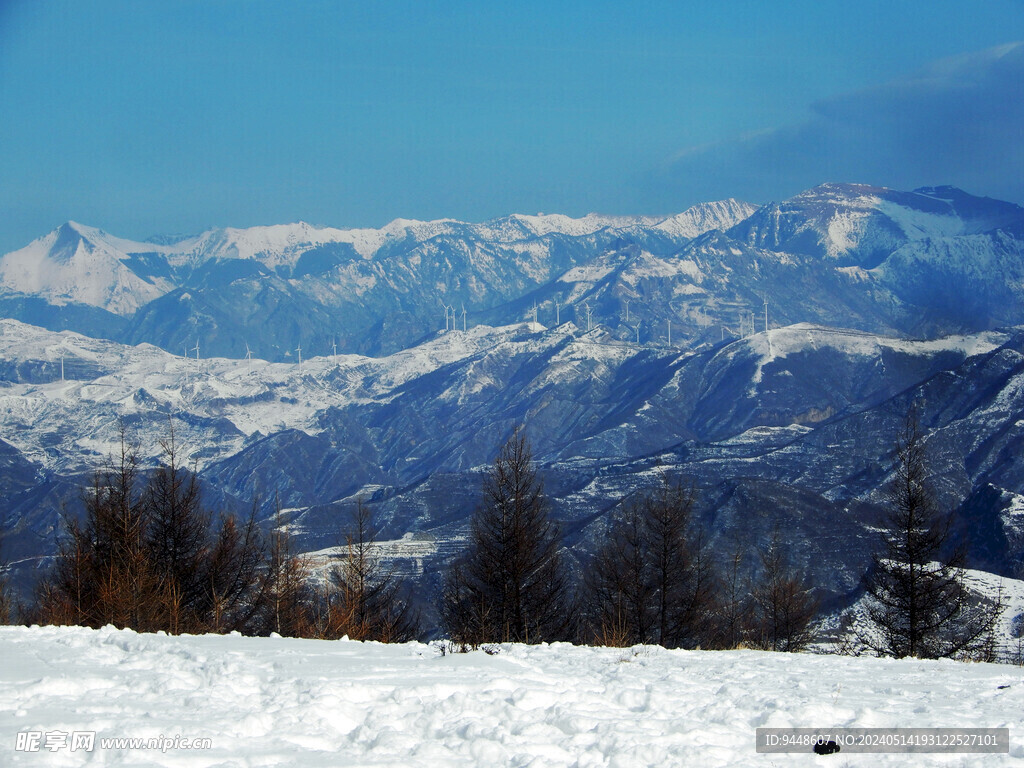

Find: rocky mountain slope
2;317;1022;607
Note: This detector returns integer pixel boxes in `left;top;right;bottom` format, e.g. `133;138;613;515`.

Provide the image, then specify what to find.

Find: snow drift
1;625;1022;767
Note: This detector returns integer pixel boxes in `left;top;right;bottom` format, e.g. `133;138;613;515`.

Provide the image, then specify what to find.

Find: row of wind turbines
179;336;344;382
172;294;773;381
436;294;773;348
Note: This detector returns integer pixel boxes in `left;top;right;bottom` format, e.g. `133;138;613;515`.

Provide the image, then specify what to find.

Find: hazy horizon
1;1;1022;252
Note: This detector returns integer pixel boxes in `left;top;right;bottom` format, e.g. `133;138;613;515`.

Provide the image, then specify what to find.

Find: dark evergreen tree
442;428;573;644
861;410;1002;659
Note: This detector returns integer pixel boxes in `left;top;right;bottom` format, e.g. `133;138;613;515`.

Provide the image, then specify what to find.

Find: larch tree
585;476;719;649
328;500;419;642
584;501;654;646
36;422;272;635
750;528;818;652
442;428;573;645
643;477;717;648
265;497;315;638
861;409;1001;659
38;427;160;629
143;424;209;629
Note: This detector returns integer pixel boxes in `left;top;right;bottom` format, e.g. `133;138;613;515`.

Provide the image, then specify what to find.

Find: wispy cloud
650;42;1024;206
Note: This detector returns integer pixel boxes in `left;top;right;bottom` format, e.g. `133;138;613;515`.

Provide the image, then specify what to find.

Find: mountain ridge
2;315;1023;603
2;184;1021;360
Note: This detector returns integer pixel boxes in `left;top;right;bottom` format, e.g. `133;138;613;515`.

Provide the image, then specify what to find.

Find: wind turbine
438;298;450;331
245;342;253;374
331;339;338;358
461;304;467;332
667;319;672;346
554;300;560;325
581;300;592;332
624;299;630;324
763;296;769;333
532;302;538;325
296;344;302;370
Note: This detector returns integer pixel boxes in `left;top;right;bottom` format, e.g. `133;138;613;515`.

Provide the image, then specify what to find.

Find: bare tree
442;428;573;644
717;538;752;649
144;423;209;629
440;559;490;649
37;426;163;629
328;500;418;642
584;477;718;649
265;497;315;637
861;410;1002;659
196;499;273;635
0;512;13;625
644;478;717;648
584;501;654;646
750;529;818;652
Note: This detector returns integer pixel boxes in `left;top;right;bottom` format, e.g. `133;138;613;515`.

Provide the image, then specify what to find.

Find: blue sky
1;1;1022;251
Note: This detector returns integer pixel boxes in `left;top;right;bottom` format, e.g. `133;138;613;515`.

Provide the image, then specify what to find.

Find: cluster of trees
439;414;1004;661
20;424;418;641
440;429;818;651
1;410;1005;662
33;429;269;633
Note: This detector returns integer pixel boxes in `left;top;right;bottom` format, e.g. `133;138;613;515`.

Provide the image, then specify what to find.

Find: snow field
2;625;1023;767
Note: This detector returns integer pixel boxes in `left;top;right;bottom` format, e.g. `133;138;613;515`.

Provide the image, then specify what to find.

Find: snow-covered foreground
2;626;1023;767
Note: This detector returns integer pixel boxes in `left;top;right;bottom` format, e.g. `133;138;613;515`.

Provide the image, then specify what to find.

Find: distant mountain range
0;200;755;359
3;183;1023;361
3;183;1024;616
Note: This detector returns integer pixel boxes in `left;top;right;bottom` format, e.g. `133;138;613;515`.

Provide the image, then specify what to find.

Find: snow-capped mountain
729;183;1024;265
0;222;172;315
4;183;1018;360
0;201;757;358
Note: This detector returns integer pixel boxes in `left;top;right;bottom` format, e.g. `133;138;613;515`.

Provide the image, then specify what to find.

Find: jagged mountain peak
653;198;759;238
0;222;171;315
